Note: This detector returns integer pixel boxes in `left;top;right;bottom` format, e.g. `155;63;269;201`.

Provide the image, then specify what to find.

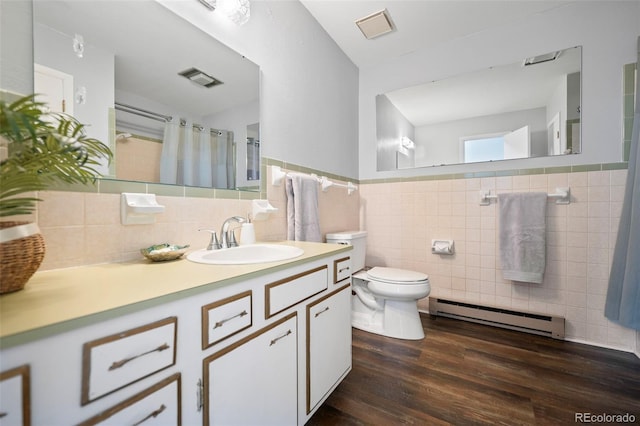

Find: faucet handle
228;229;239;247
199;229;221;250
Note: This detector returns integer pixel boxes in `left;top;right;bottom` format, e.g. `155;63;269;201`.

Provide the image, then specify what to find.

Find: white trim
0;223;41;243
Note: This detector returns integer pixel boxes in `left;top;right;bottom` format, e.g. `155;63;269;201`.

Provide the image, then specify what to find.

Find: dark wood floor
308;314;640;425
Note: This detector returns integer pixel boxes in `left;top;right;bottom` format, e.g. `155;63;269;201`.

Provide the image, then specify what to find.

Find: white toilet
326;231;430;340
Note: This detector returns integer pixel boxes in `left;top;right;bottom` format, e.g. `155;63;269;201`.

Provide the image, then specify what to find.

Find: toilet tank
325;230;367;272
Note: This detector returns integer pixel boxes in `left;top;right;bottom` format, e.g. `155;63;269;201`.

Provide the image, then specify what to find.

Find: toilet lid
367;267;428;284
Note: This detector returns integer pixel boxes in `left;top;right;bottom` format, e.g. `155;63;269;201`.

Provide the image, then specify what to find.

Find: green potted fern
0;94;113;293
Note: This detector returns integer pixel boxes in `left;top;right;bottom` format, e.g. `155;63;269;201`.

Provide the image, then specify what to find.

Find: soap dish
141;243;190;262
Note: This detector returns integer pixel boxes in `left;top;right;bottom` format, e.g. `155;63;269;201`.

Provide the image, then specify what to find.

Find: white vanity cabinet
0;244;352;426
306;284;352;414
203;313;298;426
0;365;30;426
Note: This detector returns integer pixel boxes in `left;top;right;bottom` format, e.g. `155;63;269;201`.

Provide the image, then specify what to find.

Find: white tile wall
26;168;637;353
33;166;359;271
360;170;636;352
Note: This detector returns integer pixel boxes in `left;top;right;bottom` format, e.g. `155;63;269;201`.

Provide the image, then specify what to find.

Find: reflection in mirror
33;0;260;190
246;123;260;183
377;46;581;171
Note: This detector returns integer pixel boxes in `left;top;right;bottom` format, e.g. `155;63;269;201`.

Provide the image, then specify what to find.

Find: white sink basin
187;244;304;265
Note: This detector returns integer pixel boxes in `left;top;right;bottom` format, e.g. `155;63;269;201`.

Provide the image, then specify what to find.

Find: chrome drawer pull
132;404;166;426
315;306;330;317
213;310;248;329
108;343;170;371
269;329;292;346
338;266;350;273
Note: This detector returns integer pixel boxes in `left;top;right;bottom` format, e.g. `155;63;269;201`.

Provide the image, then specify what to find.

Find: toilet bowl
326;231;431;340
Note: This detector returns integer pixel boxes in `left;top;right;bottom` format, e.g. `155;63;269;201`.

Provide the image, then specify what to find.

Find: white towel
498;192;547;284
285;173;322;242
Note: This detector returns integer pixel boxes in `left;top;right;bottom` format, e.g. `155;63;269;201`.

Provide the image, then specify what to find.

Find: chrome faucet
220;216;246;249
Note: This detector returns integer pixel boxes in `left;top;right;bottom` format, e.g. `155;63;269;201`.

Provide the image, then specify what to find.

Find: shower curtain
604;37;640;330
159;120;235;189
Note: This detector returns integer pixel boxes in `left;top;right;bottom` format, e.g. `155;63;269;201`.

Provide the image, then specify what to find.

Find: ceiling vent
355;9;394;40
178;68;223;88
523;51;561;66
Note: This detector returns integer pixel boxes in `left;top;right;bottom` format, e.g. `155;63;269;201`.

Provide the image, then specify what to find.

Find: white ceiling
299;0;572;70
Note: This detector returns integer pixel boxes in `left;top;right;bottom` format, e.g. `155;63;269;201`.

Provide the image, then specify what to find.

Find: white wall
159;0;360;180
414;107;547;167
34;24;114;164
360;1;640;180
376;94;415;171
0;0;33;96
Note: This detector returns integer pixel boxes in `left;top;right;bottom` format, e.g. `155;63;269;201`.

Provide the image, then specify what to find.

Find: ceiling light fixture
355;9;394;40
178;68;223;88
197;0;250;26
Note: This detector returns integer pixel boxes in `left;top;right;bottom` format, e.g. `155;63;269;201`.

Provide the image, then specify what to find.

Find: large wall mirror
377;46;581;171
33;0;260;191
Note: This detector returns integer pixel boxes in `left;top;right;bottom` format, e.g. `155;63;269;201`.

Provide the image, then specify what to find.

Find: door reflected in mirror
33;0;260;190
377;46;581;171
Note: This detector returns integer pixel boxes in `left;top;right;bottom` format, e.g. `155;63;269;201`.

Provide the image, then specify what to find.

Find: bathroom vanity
0;241;352;425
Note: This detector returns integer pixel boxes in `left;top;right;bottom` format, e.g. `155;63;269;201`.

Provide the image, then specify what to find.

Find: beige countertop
0;241;351;348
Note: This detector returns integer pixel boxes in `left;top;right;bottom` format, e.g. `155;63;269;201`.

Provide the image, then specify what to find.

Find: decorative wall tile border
359;162;629;185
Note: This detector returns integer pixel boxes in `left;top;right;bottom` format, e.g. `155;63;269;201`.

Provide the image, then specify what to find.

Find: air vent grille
178;67;223;88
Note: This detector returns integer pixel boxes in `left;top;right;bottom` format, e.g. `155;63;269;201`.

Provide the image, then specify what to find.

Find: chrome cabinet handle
196;379;204;412
315;306;330;317
269;329;292;346
339;266;350;273
108;343;170;371
213;310;248;329
132;404;166;426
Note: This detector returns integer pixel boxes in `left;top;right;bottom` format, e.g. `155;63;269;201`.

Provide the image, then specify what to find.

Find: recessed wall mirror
33;0;260;191
376;46;581;171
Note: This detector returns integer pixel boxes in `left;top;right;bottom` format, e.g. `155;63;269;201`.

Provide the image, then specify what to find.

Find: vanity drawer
81;317;177;405
265;266;328;318
202;290;252;349
78;373;180;426
0;365;30;426
333;256;352;283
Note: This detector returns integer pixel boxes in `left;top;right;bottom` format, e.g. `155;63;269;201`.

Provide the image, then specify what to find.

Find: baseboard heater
428;297;565;339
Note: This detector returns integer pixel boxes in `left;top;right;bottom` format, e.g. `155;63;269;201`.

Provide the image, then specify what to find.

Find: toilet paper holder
432;239;454;255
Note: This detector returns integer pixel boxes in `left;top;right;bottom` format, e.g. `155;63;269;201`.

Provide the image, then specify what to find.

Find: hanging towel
498;192;547;283
285;173;322;242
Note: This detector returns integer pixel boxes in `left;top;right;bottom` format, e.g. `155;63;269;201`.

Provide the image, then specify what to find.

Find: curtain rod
115;102;225;135
114;102;172;123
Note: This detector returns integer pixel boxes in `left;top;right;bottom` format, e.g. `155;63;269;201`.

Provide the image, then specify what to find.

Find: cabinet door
0;365;30;426
204;313;297;426
306;284;352;413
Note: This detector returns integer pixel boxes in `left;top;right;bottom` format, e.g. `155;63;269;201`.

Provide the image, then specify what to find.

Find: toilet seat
367;267;429;285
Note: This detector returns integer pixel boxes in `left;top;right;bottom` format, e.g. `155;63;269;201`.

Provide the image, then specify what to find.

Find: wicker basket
0;221;46;294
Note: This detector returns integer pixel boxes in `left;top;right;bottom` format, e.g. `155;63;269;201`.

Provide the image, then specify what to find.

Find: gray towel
285;173;322;242
498;192;547;283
